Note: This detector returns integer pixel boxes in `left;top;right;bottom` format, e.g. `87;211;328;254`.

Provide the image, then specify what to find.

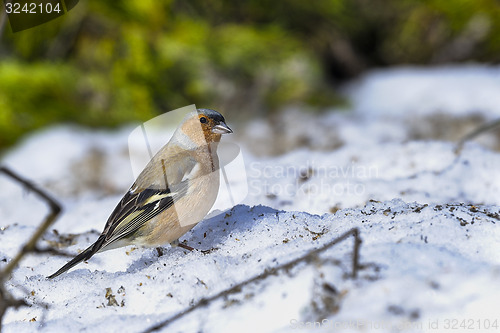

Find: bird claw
200;247;219;255
170;239;218;254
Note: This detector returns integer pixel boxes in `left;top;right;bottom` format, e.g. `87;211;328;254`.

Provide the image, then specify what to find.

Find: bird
48;108;232;278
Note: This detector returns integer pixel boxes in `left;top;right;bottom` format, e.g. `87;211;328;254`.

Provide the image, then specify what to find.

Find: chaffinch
48;108;232;278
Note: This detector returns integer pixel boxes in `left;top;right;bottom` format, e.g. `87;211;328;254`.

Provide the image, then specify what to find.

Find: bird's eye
200;117;207;124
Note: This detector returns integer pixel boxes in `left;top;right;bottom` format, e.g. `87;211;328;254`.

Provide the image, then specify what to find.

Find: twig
456;118;500;153
0;166;62;329
32;246;74;258
351;228;361;279
381;118;500;183
455;119;500;157
0;167;62;278
143;227;361;333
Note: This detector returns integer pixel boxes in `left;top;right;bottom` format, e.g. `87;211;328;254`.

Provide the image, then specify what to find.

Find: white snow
1;66;499;333
346;65;500;118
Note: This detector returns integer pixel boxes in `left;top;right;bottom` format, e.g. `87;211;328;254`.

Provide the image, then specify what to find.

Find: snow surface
1;66;500;333
346;65;500;118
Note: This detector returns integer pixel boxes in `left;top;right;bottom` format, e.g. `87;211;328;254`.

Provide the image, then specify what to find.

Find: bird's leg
170;239;194;252
178;243;195;251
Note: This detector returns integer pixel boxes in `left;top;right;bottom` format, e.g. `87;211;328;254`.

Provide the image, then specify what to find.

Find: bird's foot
200;247;219;255
178;243;195;251
170;239;194;251
170;239;218;254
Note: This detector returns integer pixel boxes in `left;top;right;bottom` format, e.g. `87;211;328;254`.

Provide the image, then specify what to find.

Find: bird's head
176;108;232;148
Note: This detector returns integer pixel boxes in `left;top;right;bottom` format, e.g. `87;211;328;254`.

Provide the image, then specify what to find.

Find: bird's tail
47;244;97;279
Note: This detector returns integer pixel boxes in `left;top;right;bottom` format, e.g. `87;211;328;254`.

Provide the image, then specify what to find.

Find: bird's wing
95;149;198;250
47;181;189;279
98;180;189;249
47;151;196;279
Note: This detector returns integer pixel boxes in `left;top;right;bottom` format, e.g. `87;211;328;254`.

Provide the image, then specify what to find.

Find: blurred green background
1;0;499;150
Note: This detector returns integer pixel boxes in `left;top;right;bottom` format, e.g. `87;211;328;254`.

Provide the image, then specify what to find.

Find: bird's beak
212;122;233;134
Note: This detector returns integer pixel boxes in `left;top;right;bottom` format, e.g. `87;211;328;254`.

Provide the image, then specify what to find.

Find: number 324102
5;2;62;14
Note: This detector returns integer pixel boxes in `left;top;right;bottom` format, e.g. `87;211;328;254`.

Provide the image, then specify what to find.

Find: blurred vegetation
1;0;500;150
